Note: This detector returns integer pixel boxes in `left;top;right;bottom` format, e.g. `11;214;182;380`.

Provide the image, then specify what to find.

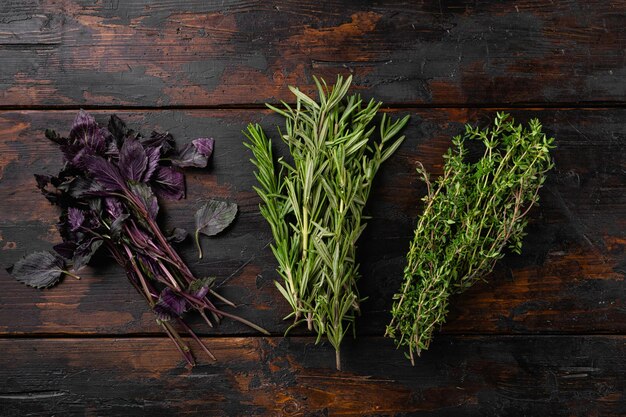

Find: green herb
245;75;409;369
386;112;555;364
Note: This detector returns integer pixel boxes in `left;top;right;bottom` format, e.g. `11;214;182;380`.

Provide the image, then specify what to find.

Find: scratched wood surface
0;0;624;107
0;1;625;416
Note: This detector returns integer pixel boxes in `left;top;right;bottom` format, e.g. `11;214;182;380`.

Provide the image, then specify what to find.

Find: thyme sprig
386;112;555;364
245;75;409;369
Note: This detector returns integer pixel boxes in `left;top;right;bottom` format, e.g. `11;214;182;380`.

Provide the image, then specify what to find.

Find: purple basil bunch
9;111;267;366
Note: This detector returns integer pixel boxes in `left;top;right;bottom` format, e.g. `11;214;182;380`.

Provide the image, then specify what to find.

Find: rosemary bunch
245;76;409;369
386;112;555;364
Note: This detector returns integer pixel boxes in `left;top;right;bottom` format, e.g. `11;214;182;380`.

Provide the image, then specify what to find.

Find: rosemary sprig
245;75;409;369
386;112;555;364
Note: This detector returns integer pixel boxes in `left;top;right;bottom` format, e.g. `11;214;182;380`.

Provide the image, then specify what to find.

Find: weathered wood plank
0;0;624;107
0;336;623;416
0;108;624;336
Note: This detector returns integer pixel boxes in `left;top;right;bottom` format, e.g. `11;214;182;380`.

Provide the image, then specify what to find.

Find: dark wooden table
1;1;624;416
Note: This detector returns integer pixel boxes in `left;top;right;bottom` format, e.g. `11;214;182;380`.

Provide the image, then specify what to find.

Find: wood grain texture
0;0;624;107
0;1;624;414
0;108;623;336
0;336;624;416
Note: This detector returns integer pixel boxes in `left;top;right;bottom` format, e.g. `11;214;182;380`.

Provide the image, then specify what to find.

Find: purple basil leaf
171;138;214;168
129;182;159;219
34;174;59;204
153;304;175;321
143;145;160;181
151;166;185;200
56;175;98;200
108;114;128;143
166;227;188;243
72;238;103;271
195;200;237;237
9;251;66;288
154;288;188;320
193;138;214;156
143;131;174;154
59;142;83;167
84;156;126;191
34;174;51;189
109;213;130;240
87;199;103;222
194;200;237;258
69;110;109;155
45;129;65;145
119;138;148;182
105;139;120;158
67;207;85;232
105;197;124;218
188;277;215;299
53;242;77;259
72;110;95;130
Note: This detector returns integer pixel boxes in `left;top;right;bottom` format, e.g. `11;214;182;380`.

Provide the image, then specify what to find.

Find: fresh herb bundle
245;76;409;369
9;111;268;366
386;112;555;363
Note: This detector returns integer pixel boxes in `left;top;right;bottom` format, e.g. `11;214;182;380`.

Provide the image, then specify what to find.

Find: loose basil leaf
9;251;67;288
194;200;237;258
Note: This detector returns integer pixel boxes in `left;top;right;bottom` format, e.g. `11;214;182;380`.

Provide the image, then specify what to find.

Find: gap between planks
1;332;624;340
0;102;625;112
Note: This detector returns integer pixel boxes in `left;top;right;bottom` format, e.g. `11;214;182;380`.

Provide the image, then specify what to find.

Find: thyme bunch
386;113;555;364
245;76;409;369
